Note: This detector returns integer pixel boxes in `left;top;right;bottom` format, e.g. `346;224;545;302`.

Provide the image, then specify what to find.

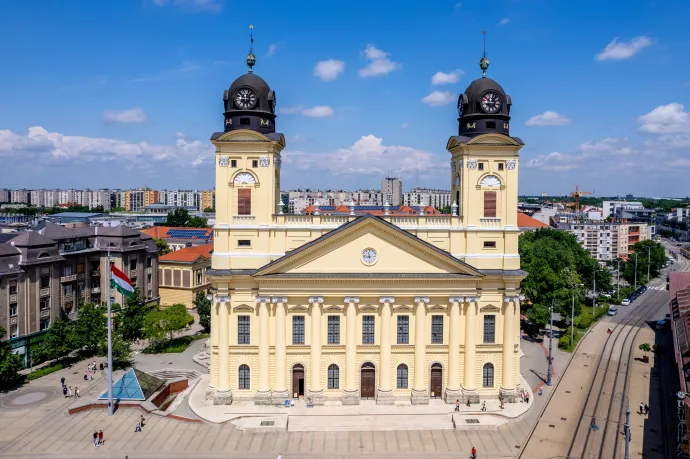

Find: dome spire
246;24;256;73
479;30;489;78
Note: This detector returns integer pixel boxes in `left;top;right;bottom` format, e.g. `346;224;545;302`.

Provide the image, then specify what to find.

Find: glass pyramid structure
99;368;165;401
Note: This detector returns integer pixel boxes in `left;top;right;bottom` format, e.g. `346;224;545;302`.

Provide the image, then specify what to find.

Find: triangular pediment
255;215;482;278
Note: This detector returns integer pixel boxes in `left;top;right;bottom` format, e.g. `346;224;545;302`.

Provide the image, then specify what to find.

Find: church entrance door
360;362;376;399
430;363;443;398
292;364;305;399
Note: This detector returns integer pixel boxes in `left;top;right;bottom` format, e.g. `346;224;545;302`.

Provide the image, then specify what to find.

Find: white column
213;294;232;404
501;295;519;395
255;296;271;403
209;295;219;390
446;296;463;399
308;296;324;404
463;296;481;398
272;296;288;398
343;296;360;405
412;296;430;404
377;296;395;404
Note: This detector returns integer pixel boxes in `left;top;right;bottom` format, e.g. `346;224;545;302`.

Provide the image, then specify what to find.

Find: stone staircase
147;369;203;382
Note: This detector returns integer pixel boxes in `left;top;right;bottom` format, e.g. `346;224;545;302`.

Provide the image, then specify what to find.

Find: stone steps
147;369;203;381
286;413;455;431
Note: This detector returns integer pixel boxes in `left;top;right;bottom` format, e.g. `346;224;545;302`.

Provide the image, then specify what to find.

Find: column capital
504;294;522;303
271;296;288;304
379;296;395;304
255;296;271;303
414;296;430;304
344;296;360;304
309;296;324;304
215;294;230;304
449;296;464;303
465;295;481;303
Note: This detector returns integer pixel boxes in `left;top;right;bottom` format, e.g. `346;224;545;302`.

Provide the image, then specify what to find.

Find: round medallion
361;248;377;266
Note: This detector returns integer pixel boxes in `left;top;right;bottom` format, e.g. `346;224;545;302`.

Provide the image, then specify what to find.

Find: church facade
206;49;527;406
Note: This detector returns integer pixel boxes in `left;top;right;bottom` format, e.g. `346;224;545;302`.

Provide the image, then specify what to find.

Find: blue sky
1;0;689;196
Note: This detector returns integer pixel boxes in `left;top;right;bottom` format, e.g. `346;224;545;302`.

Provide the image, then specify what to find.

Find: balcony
40;309;50;318
77;273;85;281
60;274;77;283
39;288;50;297
130;270;138;279
91;270;100;277
479;217;502;228
62;294;74;302
146;267;153;275
232;215;256;225
92;287;100;294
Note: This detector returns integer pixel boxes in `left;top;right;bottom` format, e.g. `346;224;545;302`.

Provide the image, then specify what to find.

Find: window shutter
238;189;251;216
182;270;190;288
484;191;497;218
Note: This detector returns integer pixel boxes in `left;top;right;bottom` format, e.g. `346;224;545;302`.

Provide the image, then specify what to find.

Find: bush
26;362;67;381
141;333;208;355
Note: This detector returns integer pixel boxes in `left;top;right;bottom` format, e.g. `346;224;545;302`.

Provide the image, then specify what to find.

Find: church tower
447;44;523;271
211;32;285;271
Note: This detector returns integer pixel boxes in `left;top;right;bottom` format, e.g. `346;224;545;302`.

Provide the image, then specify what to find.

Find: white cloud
431;70;463;85
498;18;510;25
281;135;446;179
280;105;334;117
595;36;652;61
358;45;402;78
578;138;633;155
523;152;576;172
267;44;278;56
102;108;147;124
638;103;690;133
525;111;571;126
151;0;222;11
314;59;345;81
401;122;410;129
422;91;456;107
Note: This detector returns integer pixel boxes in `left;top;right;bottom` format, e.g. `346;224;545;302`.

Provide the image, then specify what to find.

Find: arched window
238;364;250;389
482;363;494;388
327;364;339;389
396;364;408;389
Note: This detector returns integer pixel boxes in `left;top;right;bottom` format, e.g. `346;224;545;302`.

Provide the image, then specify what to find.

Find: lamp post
572;284;584;347
547;300;554;386
633;253;638;290
592;270;597;315
617;258;621;298
646;245;651;284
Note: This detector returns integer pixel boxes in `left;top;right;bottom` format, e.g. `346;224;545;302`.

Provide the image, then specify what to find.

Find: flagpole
106;247;114;416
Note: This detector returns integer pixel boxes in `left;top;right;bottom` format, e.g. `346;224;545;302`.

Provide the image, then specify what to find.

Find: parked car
601;293;612;298
665;313;671;321
607;307;619;316
621;299;631;306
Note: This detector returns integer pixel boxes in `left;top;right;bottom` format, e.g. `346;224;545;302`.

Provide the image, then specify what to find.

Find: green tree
165;208;190;227
34;319;75;363
0;327;23;390
193;291;211;332
620;240;666;286
154;238;172;256
98;333;132;369
143;304;193;344
203;207;215;213
639;343;651;357
117;287;148;342
72;303;107;353
187;216;208;228
526;303;551;329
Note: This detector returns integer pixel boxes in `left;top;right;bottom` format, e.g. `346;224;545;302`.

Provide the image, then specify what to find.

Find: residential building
125;188;159;212
140;226;214;252
57;189;74;206
11;189;30;204
29;190;45;208
403;188;451;209
0;189;9;204
202;189;216;211
517;212;549;232
381;177;403;206
206;56;525;406
158;244;213;309
673;207;690;223
555;221;649;261
44;190;58;208
668;270;690;453
0;223;159;364
161;189;202;210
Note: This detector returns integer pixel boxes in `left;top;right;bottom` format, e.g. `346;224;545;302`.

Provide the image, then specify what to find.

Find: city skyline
1;0;689;195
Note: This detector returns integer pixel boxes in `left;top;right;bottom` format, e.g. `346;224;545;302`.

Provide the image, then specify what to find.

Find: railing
39;288;50;297
389;216;418;226
284;215;313;224
425;216;451;226
232;215;256;224
60;274;77;283
479;217;502;228
130;270;138;279
62;294;74;302
320;215;349;224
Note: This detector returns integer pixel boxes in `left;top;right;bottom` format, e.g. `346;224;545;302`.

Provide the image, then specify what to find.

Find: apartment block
125;188;159;212
381;177;403;206
403;188;451;209
11;190;30;204
201;189;216;211
0;189;9;204
556;221;649;261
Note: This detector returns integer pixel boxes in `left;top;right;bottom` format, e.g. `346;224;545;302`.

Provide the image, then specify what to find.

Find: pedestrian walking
135;422;141;432
645;403;650;415
68;386;73;397
75;387;80;398
471;446;477;459
83;372;87;381
525;392;530;404
98;430;103;446
521;390;525;403
481;401;486;411
499;398;504;409
60;376;65;387
140;414;146;427
466;398;471;407
62;385;68;397
455;400;460;412
538;386;543;396
639;402;645;414
93;431;98;447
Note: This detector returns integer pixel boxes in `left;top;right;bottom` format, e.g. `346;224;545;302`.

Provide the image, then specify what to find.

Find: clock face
361;248;377;265
235;88;257;110
480;91;502;114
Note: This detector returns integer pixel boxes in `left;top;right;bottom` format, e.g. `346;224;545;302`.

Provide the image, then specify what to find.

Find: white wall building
403;188;451;209
0;189;9;204
602;201;644;220
381;177;403;206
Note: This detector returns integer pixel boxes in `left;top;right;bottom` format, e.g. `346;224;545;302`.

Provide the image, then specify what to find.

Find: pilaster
462;295;480;404
412;296;430;405
377;296;395;405
343;296;360;405
445;295;463;403
272;296;289;403
500;294;521;403
213;294;233;405
255;295;272;405
307;296;325;405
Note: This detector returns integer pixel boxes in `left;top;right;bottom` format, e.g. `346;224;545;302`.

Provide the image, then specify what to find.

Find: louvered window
238;188;251;215
484;191;497;218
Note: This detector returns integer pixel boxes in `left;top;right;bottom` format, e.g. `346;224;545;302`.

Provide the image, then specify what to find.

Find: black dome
457;75;512;137
222;63;277;134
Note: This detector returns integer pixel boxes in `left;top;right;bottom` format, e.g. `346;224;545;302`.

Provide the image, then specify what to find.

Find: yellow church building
206;49;527;406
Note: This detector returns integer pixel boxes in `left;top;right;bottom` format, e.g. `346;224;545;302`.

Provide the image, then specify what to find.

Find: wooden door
430;364;443;398
360;363;375;399
292;365;304;398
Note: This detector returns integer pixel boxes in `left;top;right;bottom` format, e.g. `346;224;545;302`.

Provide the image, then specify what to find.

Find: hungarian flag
110;264;134;297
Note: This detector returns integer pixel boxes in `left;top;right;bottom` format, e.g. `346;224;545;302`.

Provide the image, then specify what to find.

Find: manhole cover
260;421;275;426
465;418;480;424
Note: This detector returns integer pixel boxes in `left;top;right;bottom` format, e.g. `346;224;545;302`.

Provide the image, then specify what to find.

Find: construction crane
570;185;593;211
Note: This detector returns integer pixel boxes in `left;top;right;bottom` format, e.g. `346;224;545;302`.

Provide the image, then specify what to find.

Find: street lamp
633;253;638;290
617;258;621;298
592;270;597;315
547;300;554;386
646;245;651;284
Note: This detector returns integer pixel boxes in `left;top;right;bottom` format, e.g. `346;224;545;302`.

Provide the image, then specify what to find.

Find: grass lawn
141;333;209;354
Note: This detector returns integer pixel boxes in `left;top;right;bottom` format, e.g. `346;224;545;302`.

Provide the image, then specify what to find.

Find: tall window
431;315;443;344
9;303;17;317
238;316;250;344
237;188;252;215
362;315;375;344
40;298;50;310
397;316;409;344
40;319;50;331
292;316;305;344
9;282;18;294
483;191;497;218
397;364;408;389
327;316;340;344
327;364;339;389
483;315;496;343
238;364;250;389
482;363;494;387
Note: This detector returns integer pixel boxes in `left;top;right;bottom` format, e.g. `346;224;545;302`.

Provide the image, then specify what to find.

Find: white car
621;299;631;306
607;307;619;316
601;293;612;298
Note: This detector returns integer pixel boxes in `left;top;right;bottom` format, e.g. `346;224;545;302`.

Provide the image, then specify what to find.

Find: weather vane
247;24;256;73
480;30;490;78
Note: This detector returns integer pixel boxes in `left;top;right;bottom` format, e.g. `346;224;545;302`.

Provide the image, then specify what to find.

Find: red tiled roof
517;212;549;228
159;243;213;263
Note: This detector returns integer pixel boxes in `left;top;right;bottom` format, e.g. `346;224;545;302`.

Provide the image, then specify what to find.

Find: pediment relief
358;304;379;312
480;305;501;313
323;305;344;312
288;305;309;313
233;304;255;312
428;305;448;312
393;305;414;312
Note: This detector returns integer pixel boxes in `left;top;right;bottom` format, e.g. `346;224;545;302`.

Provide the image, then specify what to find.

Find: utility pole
547;300;554;386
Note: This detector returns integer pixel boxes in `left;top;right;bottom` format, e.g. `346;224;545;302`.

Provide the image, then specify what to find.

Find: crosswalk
648;285;665;291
